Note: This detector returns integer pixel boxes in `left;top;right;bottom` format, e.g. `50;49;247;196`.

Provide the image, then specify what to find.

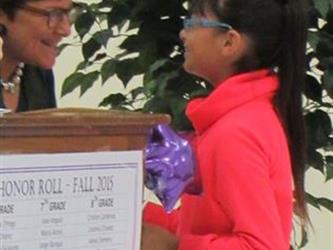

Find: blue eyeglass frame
183;17;233;30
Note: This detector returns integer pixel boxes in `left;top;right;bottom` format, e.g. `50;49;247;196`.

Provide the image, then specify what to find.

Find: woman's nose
54;16;71;37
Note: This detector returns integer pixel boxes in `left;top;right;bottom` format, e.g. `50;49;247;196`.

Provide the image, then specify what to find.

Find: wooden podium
0;108;170;153
0;108;170;250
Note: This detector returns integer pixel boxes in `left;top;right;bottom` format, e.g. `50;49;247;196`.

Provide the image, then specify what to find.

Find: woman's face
1;0;72;69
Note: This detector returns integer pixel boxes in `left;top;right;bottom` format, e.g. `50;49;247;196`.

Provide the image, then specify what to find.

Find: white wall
54;31;333;250
302;169;333;250
54;37;127;109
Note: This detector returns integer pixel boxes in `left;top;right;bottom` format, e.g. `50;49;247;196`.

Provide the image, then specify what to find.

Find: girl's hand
141;223;179;250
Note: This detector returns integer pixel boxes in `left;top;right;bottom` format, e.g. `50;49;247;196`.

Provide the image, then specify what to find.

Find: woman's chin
35;58;55;70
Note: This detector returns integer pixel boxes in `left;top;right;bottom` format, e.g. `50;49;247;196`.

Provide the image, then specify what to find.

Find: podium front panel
0;108;170;250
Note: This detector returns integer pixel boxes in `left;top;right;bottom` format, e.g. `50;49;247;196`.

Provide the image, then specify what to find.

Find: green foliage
61;0;333;247
305;0;333;183
62;0;201;130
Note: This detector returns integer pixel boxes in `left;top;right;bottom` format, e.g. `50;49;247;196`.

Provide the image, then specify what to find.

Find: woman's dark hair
191;0;309;223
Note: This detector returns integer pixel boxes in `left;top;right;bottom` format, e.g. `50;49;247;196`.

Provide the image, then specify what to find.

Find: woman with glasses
0;0;82;112
142;0;309;249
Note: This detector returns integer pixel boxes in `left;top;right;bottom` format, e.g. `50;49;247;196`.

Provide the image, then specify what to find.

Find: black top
0;65;56;112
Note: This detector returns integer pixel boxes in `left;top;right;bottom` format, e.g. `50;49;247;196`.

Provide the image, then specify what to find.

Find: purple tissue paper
145;124;198;212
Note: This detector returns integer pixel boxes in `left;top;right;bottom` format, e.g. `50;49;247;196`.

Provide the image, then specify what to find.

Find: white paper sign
0;151;143;250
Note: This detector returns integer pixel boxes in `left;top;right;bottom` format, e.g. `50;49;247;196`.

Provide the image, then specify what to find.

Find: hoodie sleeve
143;202;180;234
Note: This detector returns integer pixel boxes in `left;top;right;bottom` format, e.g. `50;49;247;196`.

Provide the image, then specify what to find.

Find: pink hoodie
144;69;293;250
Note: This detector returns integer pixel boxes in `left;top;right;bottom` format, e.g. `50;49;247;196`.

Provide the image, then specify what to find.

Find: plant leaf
313;0;331;17
115;58;142;87
79;71;100;96
101;59;117;84
316;197;333;212
61;72;86;97
82;38;101;61
308;30;320;50
99;93;127;107
305;110;332;149
323;67;333;91
142;96;172;114
305;192;321;210
299;228;308;248
107;2;130;28
304;74;323;103
307;149;325;173
148;58;169;75
326;155;333;181
93;29;114;47
75;12;95;39
57;42;72;55
131;86;144;100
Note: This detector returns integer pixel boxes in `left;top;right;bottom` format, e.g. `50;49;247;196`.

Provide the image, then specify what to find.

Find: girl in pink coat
142;0;309;249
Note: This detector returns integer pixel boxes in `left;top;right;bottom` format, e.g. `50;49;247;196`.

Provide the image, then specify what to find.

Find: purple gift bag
145;124;202;212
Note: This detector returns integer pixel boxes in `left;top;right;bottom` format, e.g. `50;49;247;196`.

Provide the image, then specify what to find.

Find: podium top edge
0;108;171;137
0;108;171;124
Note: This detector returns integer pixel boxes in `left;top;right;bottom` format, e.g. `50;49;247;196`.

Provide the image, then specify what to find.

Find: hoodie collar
186;69;279;135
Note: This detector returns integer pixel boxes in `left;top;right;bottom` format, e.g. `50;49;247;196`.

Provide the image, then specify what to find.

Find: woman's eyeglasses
16;3;84;28
183;17;233;30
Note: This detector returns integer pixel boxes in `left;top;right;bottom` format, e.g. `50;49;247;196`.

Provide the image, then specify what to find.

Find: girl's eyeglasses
16;3;84;29
183;17;233;30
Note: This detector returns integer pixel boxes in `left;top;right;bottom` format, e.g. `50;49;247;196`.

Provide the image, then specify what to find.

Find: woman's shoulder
23;64;55;91
24;65;54;80
20;64;56;110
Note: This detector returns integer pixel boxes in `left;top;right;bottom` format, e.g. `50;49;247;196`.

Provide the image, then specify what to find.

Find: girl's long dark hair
274;0;308;223
191;0;309;223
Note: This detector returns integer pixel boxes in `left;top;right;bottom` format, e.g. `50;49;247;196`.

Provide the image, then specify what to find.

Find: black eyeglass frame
15;3;84;28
